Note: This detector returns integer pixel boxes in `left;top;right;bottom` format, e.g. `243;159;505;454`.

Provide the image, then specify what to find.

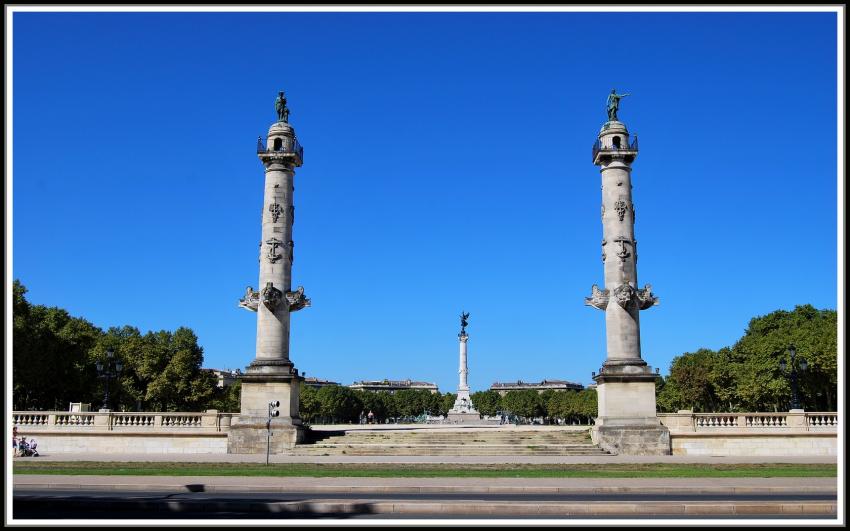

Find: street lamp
96;349;123;412
779;344;807;411
266;400;280;465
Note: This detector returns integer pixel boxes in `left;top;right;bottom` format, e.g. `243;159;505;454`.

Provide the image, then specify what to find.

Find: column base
591;359;670;455
227;420;305;454
227;366;305;453
591;424;670;456
446;412;483;423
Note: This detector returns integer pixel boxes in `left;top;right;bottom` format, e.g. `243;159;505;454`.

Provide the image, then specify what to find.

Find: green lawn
13;462;836;478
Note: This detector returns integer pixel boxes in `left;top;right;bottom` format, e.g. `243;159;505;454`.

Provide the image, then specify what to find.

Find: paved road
12;476;839;520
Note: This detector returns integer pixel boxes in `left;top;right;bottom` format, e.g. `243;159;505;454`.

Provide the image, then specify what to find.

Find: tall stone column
584;91;669;455
458;333;469;393
448;312;480;423
229;91;311;453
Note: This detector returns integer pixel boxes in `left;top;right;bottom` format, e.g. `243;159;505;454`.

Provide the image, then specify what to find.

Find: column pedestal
447;389;481;423
591;361;670;455
227;369;305;453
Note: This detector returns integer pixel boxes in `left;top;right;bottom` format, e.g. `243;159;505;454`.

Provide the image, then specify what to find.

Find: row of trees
656;305;837;413
298;386;598;425
13;280;232;412
13;279;837;416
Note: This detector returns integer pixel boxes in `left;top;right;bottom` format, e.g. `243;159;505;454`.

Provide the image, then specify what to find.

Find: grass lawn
13;462;837;478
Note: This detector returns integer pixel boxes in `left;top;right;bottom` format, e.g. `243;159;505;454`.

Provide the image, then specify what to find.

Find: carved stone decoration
286;286;311;312
265;238;283;263
614;235;632;262
289;205;295;225
601;204;605;220
613;283;635;309
287;240;294;263
636;283;659;310
585;284;610;310
269;202;283;223
602;251;606;263
239;286;260;312
614;199;629;221
260;282;283;311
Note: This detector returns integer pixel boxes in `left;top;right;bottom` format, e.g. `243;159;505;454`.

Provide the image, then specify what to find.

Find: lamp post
779;345;807;411
96;349;123;412
267;400;280;465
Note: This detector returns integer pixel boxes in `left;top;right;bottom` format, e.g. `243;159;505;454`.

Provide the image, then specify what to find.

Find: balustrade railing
807;413;838;428
658;411;838;432
256;137;304;160
55;414;95;426
694;414;739;428
12;411;234;432
112;414;156;427
592;136;639;161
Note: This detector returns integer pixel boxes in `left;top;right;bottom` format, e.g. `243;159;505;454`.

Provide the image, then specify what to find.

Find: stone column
229;95;310;454
458;332;469;392
448;329;480;423
585;112;669;455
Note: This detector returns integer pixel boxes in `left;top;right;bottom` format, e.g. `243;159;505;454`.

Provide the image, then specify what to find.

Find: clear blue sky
11;10;839;394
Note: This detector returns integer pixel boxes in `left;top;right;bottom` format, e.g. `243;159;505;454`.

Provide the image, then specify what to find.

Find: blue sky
10;10;839;394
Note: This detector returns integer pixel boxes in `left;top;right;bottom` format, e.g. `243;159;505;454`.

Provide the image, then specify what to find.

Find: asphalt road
14;488;838;520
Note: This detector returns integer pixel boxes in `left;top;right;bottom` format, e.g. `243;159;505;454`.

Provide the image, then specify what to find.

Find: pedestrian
12;426;18;457
29;439;39;457
367;410;374;425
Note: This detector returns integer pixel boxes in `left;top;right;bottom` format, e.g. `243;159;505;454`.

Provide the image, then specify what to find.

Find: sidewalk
15;452;839;464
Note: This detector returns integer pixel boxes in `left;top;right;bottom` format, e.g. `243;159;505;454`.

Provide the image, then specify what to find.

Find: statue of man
460;312;470;333
606;89;630;121
275;91;289;122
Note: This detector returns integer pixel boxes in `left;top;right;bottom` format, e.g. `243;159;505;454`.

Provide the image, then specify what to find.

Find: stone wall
13;410;234;455
658;411;838;457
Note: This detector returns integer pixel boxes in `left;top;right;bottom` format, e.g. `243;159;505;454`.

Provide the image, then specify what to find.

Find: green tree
470;390;500;416
438;393;456;416
13;281;103;410
299;383;320;423
208;380;242;413
316;385;362;423
575;389;598;424
499;390;543;420
731;305;837;412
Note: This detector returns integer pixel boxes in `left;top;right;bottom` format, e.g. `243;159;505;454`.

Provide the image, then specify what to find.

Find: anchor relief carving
265;238;283;263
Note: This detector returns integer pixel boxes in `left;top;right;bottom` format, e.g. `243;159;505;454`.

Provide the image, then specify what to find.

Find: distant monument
447;312;481;423
229;91;310;453
585;91;670;455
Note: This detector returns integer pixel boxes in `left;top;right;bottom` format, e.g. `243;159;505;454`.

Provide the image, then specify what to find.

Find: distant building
303;377;341;389
490;379;584;396
204;368;242;388
348;379;439;394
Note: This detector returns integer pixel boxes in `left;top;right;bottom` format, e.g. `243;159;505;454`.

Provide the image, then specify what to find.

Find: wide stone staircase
291;427;609;456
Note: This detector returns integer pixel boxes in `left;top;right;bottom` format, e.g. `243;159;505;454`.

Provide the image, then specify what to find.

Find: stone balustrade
656;410;838;457
13;410;235;433
657;410;838;432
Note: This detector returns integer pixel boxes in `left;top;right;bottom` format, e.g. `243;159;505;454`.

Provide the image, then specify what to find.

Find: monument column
447;312;481;423
229;91;311;453
584;90;669;455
